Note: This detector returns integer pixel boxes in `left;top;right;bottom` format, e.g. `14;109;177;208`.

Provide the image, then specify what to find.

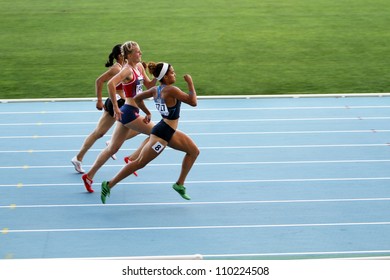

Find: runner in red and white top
81;41;157;193
71;44;140;174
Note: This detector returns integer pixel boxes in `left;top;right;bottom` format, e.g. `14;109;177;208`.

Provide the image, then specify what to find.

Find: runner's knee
92;130;105;139
134;157;148;170
108;143;121;154
191;146;200;158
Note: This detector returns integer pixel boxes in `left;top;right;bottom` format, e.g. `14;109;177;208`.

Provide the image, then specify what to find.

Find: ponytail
105;44;122;67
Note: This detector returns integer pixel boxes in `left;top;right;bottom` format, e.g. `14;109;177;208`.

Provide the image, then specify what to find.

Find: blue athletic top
154;85;181;120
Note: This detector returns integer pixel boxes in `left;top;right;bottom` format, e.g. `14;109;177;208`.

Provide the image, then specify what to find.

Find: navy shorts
119;104;140;125
104;98;125;117
151;120;176;143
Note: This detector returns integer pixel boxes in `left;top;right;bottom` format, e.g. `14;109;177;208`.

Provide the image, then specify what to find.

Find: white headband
156;63;169;81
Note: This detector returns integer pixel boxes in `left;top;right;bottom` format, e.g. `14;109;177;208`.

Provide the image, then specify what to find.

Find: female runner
82;41;156;192
100;61;199;203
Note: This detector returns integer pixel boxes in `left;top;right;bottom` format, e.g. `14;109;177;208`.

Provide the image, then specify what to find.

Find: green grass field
0;0;389;99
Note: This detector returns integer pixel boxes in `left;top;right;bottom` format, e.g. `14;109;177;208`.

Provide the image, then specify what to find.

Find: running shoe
71;156;85;174
101;181;111;204
82;173;94;193
124;157;138;177
106;141;117;160
172;183;191;200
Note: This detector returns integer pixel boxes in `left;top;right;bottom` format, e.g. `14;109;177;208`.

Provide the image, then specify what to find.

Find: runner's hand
143;114;151;124
114;108;123;121
96;100;104;110
184;74;192;84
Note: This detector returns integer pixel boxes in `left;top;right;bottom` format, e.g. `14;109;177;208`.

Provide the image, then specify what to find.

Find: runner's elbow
189;100;197;107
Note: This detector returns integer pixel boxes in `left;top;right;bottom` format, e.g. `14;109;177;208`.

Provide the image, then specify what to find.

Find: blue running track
1;95;390;259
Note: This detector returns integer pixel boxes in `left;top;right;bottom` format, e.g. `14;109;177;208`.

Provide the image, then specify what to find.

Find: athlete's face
165;66;176;84
129;46;142;62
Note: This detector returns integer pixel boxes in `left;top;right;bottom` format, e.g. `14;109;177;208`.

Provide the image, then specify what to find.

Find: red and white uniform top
115;83;123;91
122;65;144;98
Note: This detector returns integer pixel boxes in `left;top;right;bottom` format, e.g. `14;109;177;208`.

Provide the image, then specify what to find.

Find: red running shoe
82;173;94;193
124;157;138;177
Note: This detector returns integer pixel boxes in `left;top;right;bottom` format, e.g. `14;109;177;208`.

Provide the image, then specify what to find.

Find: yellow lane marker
5;253;14;259
17;183;23;188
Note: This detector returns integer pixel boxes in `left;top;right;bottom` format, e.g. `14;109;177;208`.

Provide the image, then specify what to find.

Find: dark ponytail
105;44;122;67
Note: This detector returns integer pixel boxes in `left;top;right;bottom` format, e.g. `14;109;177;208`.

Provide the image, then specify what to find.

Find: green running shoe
101;181;111;204
172;183;191;200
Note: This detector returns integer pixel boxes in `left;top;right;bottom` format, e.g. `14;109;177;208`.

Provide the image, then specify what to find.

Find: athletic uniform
104;63;126;117
104;83;125;117
151;85;182;142
119;65;144;124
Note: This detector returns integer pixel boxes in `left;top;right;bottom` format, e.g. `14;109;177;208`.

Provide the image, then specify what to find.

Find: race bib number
152;141;164;153
155;102;169;117
136;78;144;95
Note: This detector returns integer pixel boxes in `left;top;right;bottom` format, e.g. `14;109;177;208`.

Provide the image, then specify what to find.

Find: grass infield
0;0;389;99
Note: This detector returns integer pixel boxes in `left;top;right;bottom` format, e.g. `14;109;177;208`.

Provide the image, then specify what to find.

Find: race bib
136;78;144;95
155;101;169;117
152;141;164;153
